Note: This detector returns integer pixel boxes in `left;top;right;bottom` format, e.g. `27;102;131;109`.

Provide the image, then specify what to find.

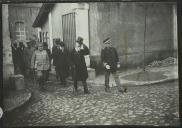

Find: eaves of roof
32;3;55;28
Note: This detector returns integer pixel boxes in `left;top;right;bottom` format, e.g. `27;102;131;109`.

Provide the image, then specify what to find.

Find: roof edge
32;3;55;28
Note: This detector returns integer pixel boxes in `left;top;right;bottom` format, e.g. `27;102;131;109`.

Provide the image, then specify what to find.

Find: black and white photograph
1;1;181;127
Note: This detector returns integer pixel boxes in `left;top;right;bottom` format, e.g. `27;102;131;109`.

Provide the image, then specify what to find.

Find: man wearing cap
31;42;50;91
71;36;90;94
101;37;127;93
54;40;70;85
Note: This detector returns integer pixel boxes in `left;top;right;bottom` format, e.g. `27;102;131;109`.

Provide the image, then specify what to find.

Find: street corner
3;91;32;112
119;65;178;87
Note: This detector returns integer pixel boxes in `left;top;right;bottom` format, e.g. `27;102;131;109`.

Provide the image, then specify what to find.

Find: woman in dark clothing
71;37;90;94
54;41;70;85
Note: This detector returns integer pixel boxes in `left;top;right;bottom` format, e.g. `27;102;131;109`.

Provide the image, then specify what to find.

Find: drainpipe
48;12;53;52
173;3;178;53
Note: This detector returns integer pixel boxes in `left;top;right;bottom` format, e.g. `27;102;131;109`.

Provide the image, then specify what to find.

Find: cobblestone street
4;79;179;127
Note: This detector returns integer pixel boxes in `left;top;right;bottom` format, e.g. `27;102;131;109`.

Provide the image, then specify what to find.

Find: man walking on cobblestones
101;37;127;93
71;37;90;94
31;42;50;91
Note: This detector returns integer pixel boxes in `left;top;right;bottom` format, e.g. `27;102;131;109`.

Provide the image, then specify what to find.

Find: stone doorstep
4;91;32;112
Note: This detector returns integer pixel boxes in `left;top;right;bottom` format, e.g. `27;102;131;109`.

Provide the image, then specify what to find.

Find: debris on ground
147;57;177;67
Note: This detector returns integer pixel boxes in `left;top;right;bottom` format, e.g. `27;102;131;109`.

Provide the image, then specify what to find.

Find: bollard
14;74;25;90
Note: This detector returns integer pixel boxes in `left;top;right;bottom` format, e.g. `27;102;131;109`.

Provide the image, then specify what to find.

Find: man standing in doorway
101;37;127;93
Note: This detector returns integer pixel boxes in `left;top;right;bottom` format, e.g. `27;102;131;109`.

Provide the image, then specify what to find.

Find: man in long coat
71;37;90;94
43;42;52;81
17;42;25;75
101;37;127;93
12;42;19;74
54;40;70;85
24;41;34;79
52;41;59;80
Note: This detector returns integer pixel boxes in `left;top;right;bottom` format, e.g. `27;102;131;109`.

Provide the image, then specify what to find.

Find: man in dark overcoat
52;41;59;80
24;41;34;79
101;37;127;93
17;42;25;75
54;40;70;85
71;37;90;94
12;42;19;74
43;42;52;81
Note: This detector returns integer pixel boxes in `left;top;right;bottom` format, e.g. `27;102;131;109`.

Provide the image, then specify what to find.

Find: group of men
12;36;127;94
11;40;51;81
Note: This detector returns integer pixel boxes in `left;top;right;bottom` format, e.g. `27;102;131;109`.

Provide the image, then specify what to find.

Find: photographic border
0;0;181;128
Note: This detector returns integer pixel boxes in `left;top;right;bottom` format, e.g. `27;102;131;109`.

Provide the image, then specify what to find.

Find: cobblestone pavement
4;79;179;127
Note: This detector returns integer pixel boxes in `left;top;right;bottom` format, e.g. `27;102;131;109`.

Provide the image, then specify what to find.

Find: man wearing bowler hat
71;36;90;94
101;37;127;93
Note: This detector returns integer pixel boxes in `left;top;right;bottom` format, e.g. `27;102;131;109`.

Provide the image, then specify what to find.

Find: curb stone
4;92;32;112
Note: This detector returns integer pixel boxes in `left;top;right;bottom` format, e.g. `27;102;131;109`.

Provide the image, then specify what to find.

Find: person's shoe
84;91;90;94
39;86;46;92
118;88;127;93
73;88;78;94
63;82;67;87
118;89;124;93
105;87;111;93
123;87;127;93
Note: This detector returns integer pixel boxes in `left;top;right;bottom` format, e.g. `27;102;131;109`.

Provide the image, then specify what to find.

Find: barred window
15;21;26;40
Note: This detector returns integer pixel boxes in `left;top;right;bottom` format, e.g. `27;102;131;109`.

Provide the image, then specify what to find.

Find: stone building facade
33;2;177;74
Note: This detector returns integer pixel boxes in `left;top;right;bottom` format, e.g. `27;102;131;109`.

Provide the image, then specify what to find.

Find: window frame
14;20;26;40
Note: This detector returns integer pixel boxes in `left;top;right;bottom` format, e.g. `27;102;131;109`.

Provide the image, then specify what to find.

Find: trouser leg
37;70;46;90
42;70;47;85
37;72;43;88
45;70;49;81
59;73;66;85
113;72;127;92
105;71;111;92
55;67;59;80
73;79;78;91
82;80;90;94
